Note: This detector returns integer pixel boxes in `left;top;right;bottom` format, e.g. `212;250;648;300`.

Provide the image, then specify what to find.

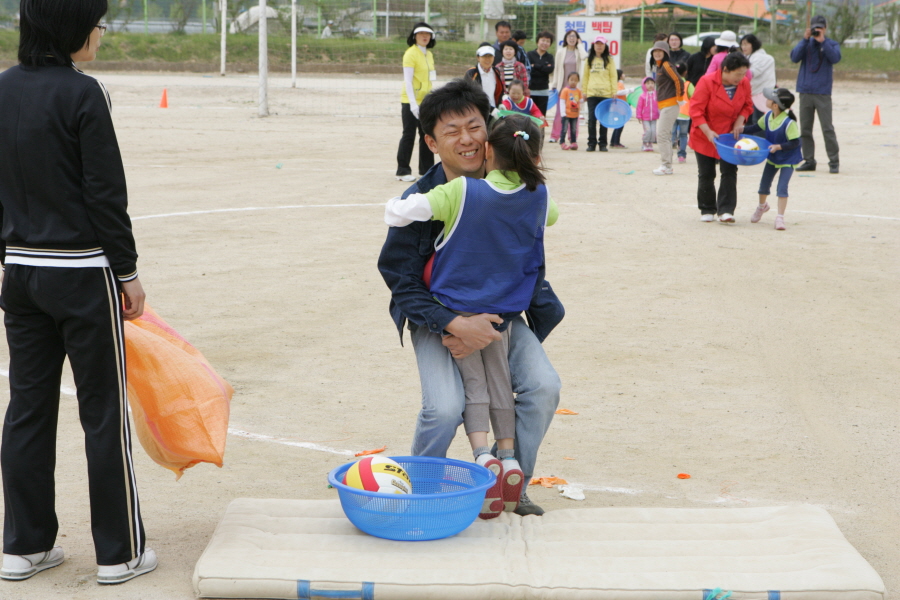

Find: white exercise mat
192;499;885;600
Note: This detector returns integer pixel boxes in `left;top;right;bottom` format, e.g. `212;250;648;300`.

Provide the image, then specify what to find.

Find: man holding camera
790;15;841;174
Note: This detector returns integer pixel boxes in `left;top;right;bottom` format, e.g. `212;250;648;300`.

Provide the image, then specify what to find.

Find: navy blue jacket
790;37;841;95
377;162;565;344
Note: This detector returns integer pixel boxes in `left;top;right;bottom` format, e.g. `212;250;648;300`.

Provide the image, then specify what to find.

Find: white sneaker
97;549;158;585
652;166;673;175
700;214;715;222
719;213;735;223
396;174;417;182
1;547;64;580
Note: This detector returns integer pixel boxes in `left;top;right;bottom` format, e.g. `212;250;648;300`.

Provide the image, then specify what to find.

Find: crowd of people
396;20;842;226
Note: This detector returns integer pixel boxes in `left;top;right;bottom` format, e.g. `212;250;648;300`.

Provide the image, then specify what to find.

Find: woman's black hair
499;39;519;57
488;114;545;192
419;77;491;140
668;32;684;48
406;22;435;48
587;39;610;69
721;51;750;72
536;30;555;44
563;29;580;47
699;36;716;57
647;45;669;71
741;33;762;53
773;88;797;122
19;0;108;67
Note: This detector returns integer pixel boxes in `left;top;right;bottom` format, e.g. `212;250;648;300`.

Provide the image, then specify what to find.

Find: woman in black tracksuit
0;0;156;585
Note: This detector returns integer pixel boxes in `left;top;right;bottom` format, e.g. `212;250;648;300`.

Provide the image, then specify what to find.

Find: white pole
385;0;390;38
586;0;595;17
259;0;269;116
424;0;429;22
220;0;227;76
291;0;297;88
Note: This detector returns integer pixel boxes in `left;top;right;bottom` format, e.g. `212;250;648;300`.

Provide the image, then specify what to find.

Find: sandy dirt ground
0;71;897;599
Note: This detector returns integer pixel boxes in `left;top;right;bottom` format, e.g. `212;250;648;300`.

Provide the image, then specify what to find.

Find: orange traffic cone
872;105;881;126
159;88;168;109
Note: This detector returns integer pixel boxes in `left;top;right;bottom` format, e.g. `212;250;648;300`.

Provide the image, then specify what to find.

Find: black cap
810;15;827;28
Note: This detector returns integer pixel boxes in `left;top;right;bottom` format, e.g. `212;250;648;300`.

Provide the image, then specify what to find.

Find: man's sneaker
586;145;595;152
750;202;770;223
97;549;158;585
598;146;608;152
1;547;65;581
396;174;417;182
678;156;686;163
700;214;715;222
829;164;839;174
774;215;786;230
652;166;673;175
719;213;735;223
796;160;816;172
513;491;545;516
500;459;525;513
560;143;570;150
476;455;504;520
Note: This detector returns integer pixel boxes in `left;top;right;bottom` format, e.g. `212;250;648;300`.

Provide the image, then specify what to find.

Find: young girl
635;77;659;151
582;35;617;152
558;72;583;150
648;40;683;175
384;114;559;519
742;87;802;230
501;79;548;127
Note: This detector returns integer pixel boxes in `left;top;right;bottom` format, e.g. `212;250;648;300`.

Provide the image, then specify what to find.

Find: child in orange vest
674;62;693;163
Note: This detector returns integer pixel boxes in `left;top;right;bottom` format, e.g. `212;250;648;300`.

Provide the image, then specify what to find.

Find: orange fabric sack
124;305;232;479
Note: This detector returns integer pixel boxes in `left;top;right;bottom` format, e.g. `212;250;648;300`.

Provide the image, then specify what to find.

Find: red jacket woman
688;52;753;222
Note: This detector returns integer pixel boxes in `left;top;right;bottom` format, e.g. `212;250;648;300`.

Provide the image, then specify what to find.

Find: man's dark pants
799;93;839;168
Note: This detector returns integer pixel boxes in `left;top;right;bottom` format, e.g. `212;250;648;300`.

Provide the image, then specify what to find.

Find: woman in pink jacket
689;52;753;223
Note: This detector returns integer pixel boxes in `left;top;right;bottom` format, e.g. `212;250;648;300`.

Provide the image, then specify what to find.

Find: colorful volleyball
343;456;412;495
734;137;759;151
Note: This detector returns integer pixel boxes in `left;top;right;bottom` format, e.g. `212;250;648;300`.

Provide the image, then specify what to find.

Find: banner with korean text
556;15;623;69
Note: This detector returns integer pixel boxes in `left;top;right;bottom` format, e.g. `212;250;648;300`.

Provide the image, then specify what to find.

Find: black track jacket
0;62;137;281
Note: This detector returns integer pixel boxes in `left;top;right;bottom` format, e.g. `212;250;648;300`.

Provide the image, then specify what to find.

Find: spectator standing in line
667;32;691;67
512;30;532;76
686;37;717;86
741;33;777;122
582;35;617;153
396;22;436;182
644;32;668;78
493;21;528;68
466;44;505;108
527;31;555;117
549;30;587;143
498;40;529;95
790;15;841;173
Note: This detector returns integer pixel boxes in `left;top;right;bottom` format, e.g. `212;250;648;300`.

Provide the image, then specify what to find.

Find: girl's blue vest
507;97;535;116
430;177;548;314
765;113;803;166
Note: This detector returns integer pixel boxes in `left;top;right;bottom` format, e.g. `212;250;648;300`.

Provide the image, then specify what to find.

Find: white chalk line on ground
133;203;900;222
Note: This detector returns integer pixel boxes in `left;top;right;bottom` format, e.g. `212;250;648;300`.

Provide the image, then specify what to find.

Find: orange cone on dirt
159;88;168;109
872;105;880;126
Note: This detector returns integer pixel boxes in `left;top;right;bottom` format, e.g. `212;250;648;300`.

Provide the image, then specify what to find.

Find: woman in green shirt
396;22;436;182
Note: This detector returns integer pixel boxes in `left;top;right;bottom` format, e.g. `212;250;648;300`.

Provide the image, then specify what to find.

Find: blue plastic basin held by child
715;134;771;166
595;98;632;129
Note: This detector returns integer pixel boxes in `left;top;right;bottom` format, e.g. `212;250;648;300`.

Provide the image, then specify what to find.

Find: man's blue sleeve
790;39;807;63
823;39;841;64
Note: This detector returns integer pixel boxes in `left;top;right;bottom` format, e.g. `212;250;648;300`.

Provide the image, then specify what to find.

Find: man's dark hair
406;21;436;48
489;114;545;192
721;51;750;72
741;33;761;53
495;20;511;32
512;30;527;41
419;77;491;140
19;0;108;67
536;30;554;44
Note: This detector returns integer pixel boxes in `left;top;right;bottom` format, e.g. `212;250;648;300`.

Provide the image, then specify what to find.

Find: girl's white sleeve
384;193;434;227
404;67;417;107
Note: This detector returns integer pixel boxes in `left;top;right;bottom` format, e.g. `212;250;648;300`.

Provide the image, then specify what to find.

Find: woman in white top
741;33;777;121
549;29;588;143
396;22;436;182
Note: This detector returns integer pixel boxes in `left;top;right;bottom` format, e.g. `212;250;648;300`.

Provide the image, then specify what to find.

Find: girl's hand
768;144;781;153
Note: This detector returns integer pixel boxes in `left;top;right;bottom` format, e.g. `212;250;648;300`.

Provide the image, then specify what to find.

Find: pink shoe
560;143;570;150
500;459;525;513
774;215;786;230
641;144;653;152
477;455;504;520
751;202;770;223
570;143;578;151
678;156;686;163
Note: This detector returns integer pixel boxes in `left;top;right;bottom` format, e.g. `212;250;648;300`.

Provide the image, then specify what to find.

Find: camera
811;27;823;37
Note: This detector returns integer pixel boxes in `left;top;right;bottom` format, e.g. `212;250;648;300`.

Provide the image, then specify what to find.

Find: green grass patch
1;30;896;72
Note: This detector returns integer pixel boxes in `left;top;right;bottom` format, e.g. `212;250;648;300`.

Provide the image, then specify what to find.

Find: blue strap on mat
703;588;733;600
297;580;374;600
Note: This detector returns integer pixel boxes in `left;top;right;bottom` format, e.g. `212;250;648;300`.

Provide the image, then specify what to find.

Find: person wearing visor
397;22;437;183
466;44;506;108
